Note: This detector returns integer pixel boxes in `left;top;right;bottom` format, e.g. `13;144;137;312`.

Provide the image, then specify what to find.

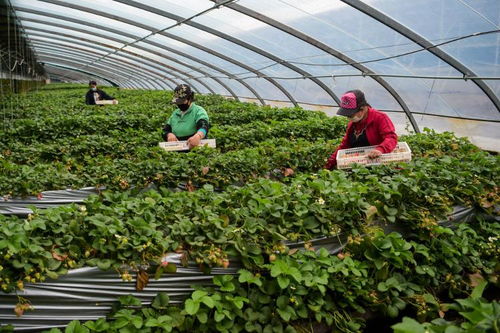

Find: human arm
370;114;397;157
187;119;209;149
324;123;353;170
186;108;210;149
99;90;114;100
162;116;177;141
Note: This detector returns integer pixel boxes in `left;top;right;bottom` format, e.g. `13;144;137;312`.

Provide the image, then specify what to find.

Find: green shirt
166;103;209;138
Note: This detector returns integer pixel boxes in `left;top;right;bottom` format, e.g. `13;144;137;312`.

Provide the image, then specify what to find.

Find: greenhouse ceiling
1;0;500;148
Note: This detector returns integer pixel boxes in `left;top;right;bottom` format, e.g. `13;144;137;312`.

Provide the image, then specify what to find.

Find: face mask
178;103;190;111
350;114;363;123
350;108;365;122
91;87;97;91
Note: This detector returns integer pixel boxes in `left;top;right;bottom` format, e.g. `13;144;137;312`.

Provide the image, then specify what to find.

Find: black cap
172;84;193;104
89;80;97;85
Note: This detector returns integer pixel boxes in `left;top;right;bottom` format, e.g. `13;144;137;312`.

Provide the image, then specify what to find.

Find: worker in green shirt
162;84;210;149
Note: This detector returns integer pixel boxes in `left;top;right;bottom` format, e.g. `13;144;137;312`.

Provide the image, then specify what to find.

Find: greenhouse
0;0;499;332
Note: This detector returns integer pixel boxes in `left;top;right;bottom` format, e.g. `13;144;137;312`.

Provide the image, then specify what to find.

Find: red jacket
325;107;397;169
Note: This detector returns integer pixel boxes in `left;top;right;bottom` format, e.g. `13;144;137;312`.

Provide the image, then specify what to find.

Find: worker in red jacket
325;89;398;170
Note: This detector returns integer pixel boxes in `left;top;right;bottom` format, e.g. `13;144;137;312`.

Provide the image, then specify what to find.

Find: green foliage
393;284;500;333
0;85;498;332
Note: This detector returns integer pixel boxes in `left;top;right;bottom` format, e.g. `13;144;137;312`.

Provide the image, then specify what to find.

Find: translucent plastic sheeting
237;0;500;121
132;40;244;82
321;76;404;111
121;47;228;92
22;24;125;50
34;50;163;84
487;81;500;98
214;77;255;99
194;6;345;70
414;114;500;153
241;77;290;101
440;33;500;78
365;0;500;40
381;77;500;121
237;0;448;77
15;9;191;83
168;25;281;73
273;78;333;105
0;187;100;216
0;207;482;331
16;14;136;45
147;0;213;16
38;0;175;29
12;0;152;38
23;30;187;87
123;46;208;78
38;56;136;86
144;34;289;97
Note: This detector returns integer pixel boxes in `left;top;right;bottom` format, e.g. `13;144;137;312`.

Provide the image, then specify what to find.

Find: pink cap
337;90;365;116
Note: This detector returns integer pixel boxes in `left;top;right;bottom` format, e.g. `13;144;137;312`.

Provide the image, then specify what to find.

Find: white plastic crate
159;139;216;151
337;142;412;169
95;100;118;105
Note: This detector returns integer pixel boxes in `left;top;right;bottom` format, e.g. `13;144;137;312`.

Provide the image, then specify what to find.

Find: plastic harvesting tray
95;100;118;105
337;142;411;169
159;139;216;151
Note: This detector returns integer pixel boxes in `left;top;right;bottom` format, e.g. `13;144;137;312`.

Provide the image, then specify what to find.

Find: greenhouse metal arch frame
2;0;500;145
24;0;298;105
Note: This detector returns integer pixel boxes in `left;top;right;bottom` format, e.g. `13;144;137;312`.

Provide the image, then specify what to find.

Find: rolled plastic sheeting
0;207;479;331
0;188;100;216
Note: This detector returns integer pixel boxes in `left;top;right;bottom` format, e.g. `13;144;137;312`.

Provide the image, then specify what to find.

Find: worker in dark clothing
85;80;117;105
162;84;210;149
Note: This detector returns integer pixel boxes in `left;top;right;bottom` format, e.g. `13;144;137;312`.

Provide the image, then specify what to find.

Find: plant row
0;146;497;294
3;217;498;332
0;138;337;196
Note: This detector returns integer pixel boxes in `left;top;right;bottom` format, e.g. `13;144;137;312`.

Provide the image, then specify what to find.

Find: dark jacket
85;89;114;105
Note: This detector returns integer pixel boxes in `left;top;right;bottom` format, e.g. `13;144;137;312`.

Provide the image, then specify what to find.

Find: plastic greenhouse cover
17;15;138;45
230;0;500;118
0;207;483;331
320;76;404;111
380;77;500;121
194;6;341;68
365;0;499;41
35;51;153;82
169;25;277;72
414;114;500;152
23;24;126;50
12;0;152;37
272;78;333;105
237;0;430;74
214;77;256;99
41;0;174;29
37;58;131;86
143;34;260;76
143;0;213;18
132;39;257;90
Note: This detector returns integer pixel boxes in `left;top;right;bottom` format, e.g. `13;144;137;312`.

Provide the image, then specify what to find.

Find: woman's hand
167;133;178;142
187;132;203;149
367;149;382;159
